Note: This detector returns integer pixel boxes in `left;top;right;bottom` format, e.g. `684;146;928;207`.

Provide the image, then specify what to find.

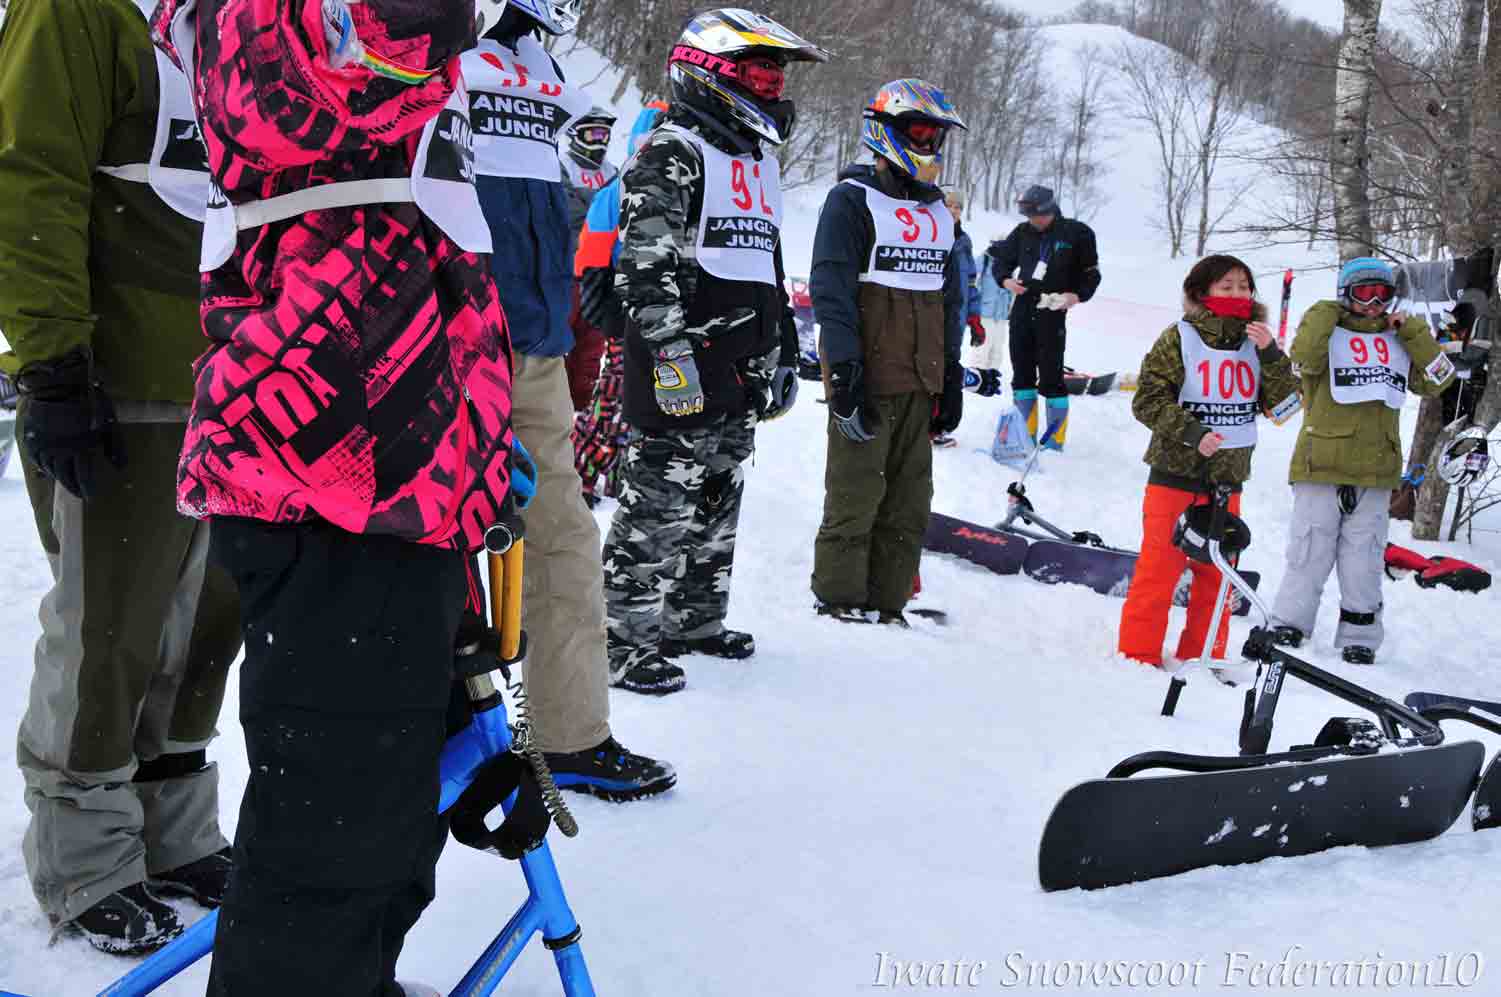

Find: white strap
97;164;152;182
231;178;415;230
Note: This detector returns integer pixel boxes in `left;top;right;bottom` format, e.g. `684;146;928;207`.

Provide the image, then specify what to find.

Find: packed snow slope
4;25;1501;997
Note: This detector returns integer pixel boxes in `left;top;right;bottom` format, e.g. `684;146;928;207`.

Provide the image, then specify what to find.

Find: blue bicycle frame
90;540;593;997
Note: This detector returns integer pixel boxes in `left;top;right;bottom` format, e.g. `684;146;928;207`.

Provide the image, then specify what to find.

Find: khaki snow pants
16;406;241;921
812;391;934;614
1271;482;1389;650
512;355;612;753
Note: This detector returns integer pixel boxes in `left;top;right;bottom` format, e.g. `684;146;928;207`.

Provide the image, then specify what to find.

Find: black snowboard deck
1039;740;1485;891
924;513;1258;616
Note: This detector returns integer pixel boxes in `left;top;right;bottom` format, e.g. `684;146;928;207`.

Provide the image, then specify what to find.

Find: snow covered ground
3;295;1501;994
4;23;1501;997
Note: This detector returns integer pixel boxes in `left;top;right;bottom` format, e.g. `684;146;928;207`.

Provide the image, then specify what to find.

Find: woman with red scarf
1118;255;1299;668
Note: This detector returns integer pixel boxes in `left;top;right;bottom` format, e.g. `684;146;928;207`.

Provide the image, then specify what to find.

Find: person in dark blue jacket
810;78;966;624
467;3;675;802
987;184;1101;451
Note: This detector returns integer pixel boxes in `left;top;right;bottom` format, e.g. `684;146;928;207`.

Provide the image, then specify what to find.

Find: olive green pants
812;392;934;613
16;406;241;920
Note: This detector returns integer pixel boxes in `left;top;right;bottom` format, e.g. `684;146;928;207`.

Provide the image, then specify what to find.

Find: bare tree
1040;44;1111;222
1116;38;1198;257
1331;0;1383;260
1409;0;1484;540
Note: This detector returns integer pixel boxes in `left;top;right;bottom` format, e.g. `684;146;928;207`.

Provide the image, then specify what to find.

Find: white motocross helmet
505;0;580;34
475;0;509;37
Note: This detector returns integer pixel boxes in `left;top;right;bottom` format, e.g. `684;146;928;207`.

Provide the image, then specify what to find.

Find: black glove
931;362;964;435
449;753;551;859
963;367;1003;397
828;361;877;443
16;351;126;500
761;364;799;421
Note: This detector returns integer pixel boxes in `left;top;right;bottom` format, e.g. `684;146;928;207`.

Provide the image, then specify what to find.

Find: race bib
666;125;780;286
463;37;595;184
1329;327;1409;409
844;179;955;292
1177;321;1260;449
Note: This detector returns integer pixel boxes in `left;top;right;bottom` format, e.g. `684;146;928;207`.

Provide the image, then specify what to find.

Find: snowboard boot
608;646;686;696
876;610;910;628
816;602;873;624
69;882;184;956
1341;645;1377;665
1013;389;1039;444
1042;396;1069;451
544;737;678;802
930;432;958;449
660;629;755;660
1268;625;1304;648
149;846;232;909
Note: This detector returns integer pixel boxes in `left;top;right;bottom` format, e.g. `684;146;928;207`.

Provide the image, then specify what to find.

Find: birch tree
1331;0;1383;261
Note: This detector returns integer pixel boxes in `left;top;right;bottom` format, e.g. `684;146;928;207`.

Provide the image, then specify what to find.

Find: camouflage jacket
1134;301;1299;490
615;107;796;430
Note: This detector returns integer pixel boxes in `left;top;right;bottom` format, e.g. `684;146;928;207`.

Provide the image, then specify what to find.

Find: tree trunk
1330;0;1382;262
1468;0;1501;432
1196;78;1222;257
1410;0;1484;541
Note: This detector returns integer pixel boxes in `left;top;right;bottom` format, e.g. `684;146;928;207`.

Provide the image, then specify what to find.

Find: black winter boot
150;846;232;909
1269;625;1304;648
1342;645;1376;665
70;883;183;956
660;629;755;660
608;649;686;695
544;737;678;802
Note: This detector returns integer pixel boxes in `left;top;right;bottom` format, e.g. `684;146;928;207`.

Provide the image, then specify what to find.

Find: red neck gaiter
1202;296;1254;320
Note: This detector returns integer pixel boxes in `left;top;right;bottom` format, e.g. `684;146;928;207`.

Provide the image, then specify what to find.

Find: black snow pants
206;518;468;997
1007;298;1069;398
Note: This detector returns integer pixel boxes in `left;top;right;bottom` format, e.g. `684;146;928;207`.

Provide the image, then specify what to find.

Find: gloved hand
963;367;1003;397
931;362;964;435
16;351;126;500
652;340;704;417
828;361;877;443
967;315;986;347
760;365;799;421
449;753;551;860
509;436;537;509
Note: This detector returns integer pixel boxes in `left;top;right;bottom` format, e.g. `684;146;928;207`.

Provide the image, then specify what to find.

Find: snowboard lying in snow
1039;741;1486;891
923;513;1260;616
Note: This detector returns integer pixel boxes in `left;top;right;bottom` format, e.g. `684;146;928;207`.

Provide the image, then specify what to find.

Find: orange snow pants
1118;484;1241;667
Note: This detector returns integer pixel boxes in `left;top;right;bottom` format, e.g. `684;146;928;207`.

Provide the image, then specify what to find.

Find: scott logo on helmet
670;45;738;77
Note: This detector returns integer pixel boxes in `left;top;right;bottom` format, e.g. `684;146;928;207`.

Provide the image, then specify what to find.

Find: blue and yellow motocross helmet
861;79;967;184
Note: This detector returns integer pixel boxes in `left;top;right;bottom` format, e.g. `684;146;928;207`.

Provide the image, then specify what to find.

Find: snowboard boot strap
1014;389;1038;443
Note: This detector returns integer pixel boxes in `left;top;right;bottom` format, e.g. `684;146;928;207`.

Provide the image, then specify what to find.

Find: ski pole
1276;269;1293;349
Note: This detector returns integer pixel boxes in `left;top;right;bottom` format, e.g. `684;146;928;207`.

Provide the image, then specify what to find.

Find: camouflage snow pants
602;413;755;672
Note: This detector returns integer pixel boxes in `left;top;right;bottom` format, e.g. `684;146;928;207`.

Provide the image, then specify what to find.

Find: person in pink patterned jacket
151;0;545;992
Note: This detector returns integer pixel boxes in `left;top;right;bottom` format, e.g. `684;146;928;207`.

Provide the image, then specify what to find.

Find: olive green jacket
0;0;203;402
1133;301;1299;489
1288;300;1454;489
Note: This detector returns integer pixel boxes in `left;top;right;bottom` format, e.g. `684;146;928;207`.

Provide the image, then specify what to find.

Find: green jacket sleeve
1133;325;1207;449
0;0;119;370
1395;314;1457;398
1288;300;1340;377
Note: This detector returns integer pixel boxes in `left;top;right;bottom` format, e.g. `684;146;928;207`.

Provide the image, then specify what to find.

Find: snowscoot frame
92;519;596;997
1039;487;1500;891
994;423;1123;551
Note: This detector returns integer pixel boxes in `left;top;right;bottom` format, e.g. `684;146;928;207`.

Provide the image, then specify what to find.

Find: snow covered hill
4;24;1501;997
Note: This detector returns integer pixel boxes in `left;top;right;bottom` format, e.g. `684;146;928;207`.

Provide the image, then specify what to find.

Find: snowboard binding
91;508;597;997
1039;486;1501;892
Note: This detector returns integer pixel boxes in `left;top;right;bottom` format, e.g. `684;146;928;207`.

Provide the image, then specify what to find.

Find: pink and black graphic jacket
154;0;514;549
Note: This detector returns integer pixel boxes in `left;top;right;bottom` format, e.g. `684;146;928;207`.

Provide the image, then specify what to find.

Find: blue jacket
476;175;573;356
954;227;981;322
979;251;1013;320
810;164;963;372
